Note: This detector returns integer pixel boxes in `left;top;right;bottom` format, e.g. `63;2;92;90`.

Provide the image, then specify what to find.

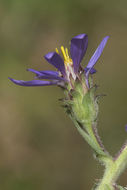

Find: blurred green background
1;0;127;189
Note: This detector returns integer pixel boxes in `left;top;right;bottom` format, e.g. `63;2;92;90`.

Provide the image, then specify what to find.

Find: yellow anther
61;46;67;60
56;46;72;66
55;48;59;54
65;48;69;58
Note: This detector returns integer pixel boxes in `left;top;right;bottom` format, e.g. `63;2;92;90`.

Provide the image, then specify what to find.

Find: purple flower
9;34;109;89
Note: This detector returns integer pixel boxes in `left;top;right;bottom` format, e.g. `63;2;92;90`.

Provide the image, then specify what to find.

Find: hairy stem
96;143;127;190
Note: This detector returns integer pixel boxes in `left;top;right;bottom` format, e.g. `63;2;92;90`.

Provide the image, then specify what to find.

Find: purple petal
28;69;59;76
38;70;59;76
84;67;97;74
125;124;127;132
8;77;58;87
27;69;42;76
86;36;109;73
85;36;109;88
70;34;88;73
27;69;65;81
44;52;66;77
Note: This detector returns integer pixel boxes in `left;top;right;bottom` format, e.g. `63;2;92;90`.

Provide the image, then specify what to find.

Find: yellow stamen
65;48;69;58
55;48;59;54
56;46;72;66
61;46;67;60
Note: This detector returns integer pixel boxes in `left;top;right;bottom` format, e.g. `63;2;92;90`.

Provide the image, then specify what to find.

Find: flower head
9;34;109;91
9;34;110;161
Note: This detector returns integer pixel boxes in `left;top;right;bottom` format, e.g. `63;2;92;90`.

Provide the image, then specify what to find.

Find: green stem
72;118;110;160
73;117;127;189
96;143;127;190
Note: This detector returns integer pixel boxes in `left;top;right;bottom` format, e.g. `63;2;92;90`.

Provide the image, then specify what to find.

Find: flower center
56;46;73;66
56;46;76;81
61;46;73;65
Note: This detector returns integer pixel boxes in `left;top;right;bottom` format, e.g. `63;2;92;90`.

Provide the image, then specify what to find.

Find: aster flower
8;34;127;190
9;34;109;90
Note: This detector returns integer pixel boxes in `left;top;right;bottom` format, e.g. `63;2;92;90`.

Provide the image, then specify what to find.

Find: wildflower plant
9;34;127;190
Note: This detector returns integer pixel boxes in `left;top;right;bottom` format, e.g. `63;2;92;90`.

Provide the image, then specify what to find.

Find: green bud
70;77;98;129
63;76;108;158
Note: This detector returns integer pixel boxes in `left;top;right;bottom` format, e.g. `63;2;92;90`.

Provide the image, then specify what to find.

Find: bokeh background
1;0;127;189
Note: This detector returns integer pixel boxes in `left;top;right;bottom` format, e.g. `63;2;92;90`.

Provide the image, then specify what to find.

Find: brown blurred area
0;0;127;189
